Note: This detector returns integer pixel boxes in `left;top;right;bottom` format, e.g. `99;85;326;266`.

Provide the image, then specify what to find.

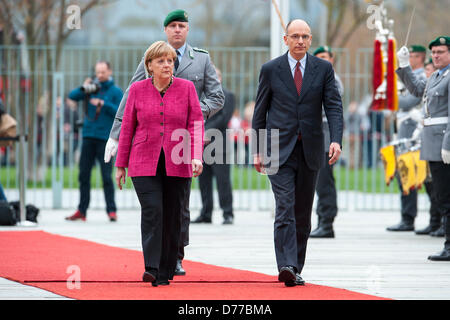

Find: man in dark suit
252;19;343;286
193;67;235;225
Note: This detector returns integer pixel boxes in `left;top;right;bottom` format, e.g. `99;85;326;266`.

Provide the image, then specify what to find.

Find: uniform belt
423;117;448;126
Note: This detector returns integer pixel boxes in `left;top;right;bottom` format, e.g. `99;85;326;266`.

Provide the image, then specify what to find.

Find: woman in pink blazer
115;41;204;287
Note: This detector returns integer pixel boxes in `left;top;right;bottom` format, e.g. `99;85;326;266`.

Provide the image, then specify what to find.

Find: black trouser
268;140;319;274
132;151;190;281
199;162;233;220
424;181;442;228
315;152;337;226
428;161;450;250
78;138;116;215
396;174;441;226
178;179;192;261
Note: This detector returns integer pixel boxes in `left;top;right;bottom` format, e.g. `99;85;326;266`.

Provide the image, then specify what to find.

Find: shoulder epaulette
193;47;209;54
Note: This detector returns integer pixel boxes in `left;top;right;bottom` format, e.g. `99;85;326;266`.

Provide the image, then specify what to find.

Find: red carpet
0;231;388;300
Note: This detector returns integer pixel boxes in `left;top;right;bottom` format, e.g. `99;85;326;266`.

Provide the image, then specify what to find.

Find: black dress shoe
142;271;156;283
428;249;450;261
278;266;296;286
151;279;170;287
310;226;335;238
223;216;234;225
415;225;439;235
430;226;445;237
174;259;186;276
386;221;414;231
191;216;212;223
295;273;305;286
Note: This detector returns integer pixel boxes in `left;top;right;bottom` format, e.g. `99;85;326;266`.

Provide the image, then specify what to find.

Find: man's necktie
175;50;180;71
294;61;303;96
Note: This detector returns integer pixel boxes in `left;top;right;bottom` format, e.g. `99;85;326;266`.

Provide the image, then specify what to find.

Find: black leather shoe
430;226;445;237
386;221;414;231
191;215;212;223
174;259;186;276
151;279;170;287
278;266;296;286
223;216;234;225
142;271;156;283
428;249;450;261
295;273;305;286
310;226;335;238
415;225;440;235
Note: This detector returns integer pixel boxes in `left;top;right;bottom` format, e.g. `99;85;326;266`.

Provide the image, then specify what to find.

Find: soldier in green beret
387;44;441;236
309;45;344;239
397;36;450;260
104;9;225;274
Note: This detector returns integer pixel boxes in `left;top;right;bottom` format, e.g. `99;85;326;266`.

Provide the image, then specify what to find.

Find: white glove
104;138;119;163
409;108;423;123
411;128;421;140
442;149;450;164
397;46;410;68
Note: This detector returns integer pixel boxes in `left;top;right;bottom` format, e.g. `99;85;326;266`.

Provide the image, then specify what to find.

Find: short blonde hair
144;41;177;76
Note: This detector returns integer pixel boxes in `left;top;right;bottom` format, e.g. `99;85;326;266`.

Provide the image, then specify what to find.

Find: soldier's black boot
310;219;334;238
428;217;450;261
386;219;414;232
415;224;440;235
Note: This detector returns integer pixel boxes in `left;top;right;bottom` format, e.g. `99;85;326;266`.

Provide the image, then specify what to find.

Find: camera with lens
80;79;101;95
76;78;101;129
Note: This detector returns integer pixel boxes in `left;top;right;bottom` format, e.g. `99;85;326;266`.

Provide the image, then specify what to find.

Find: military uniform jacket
397;65;450;161
397;68;426;139
109;43;224;140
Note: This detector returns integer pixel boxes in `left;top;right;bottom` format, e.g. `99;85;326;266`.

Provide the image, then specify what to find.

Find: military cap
428;36;450;49
313;46;332;56
164;9;189;27
408;45;426;53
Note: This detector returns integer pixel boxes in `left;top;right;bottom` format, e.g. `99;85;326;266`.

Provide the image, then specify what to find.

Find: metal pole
16;36;36;227
319;2;328;46
270;0;290;59
18;101;26;223
52;72;64;209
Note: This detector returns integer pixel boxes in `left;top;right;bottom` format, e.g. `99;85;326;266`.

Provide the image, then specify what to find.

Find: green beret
313;46;332;56
428;36;450;49
408;45;426;53
164;9;188;27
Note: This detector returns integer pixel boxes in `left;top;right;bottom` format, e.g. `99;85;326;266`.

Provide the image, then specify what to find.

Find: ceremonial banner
386;37;399;111
397;152;416;195
380;145;396;186
372;39;386;110
411;150;428;189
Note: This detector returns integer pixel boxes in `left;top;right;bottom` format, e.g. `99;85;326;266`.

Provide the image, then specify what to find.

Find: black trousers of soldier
178;179;192;261
132;151;190;281
199;162;233;220
396;174;441;227
315;152;337;226
428;161;450;250
423;181;442;228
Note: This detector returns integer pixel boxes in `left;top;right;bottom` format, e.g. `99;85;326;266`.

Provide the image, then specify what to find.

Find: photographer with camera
65;61;123;222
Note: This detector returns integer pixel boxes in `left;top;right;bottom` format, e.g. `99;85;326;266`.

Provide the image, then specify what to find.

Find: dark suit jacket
252;52;343;171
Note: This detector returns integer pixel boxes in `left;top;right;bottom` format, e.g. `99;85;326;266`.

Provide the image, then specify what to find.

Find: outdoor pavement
1;205;450;300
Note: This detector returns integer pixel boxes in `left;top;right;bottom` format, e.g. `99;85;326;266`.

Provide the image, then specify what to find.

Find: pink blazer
115;77;204;178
